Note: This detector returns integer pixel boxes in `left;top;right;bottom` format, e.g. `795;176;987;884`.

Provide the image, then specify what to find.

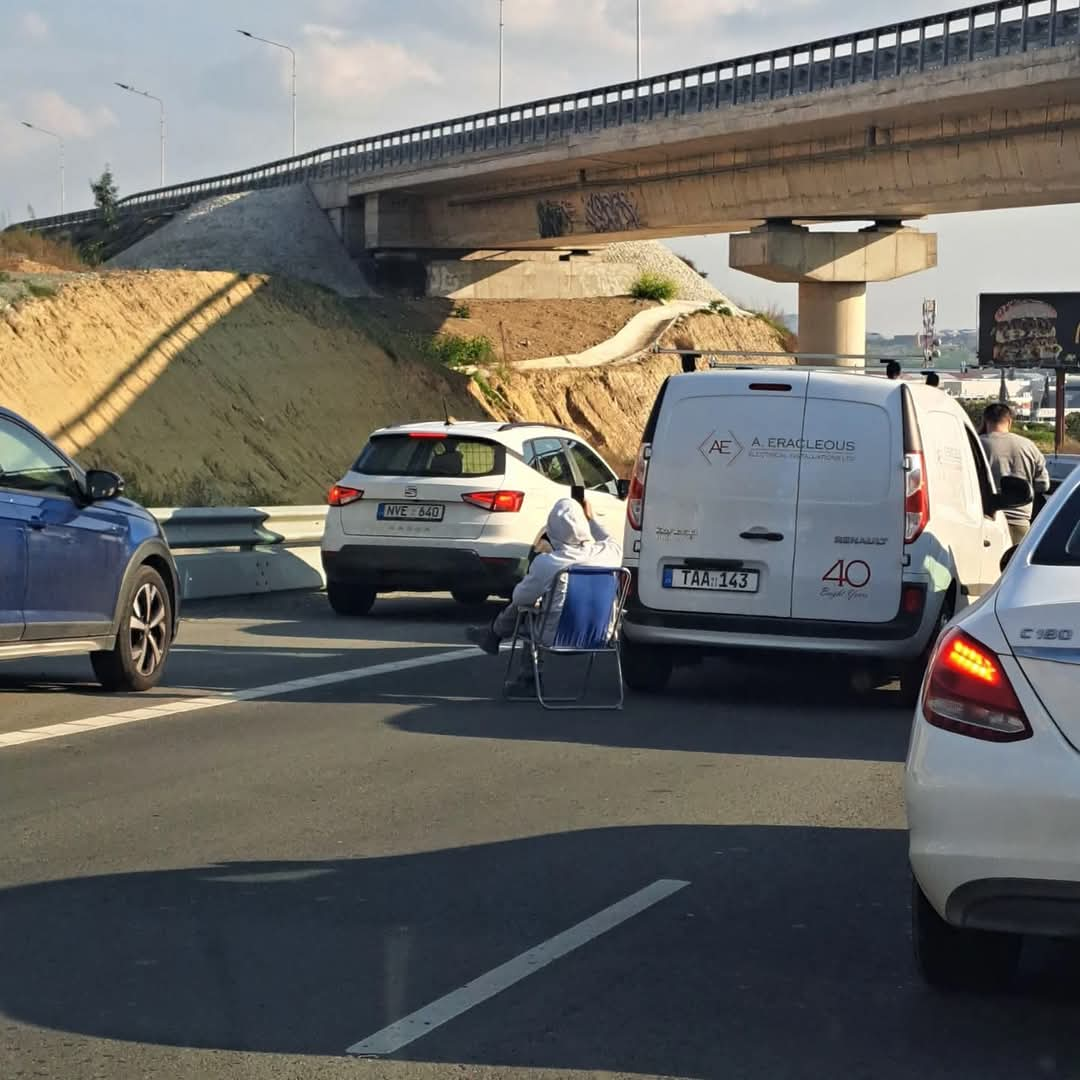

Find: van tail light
627;443;649;531
462;490;524;512
904;452;929;543
328;485;363;507
922;628;1032;742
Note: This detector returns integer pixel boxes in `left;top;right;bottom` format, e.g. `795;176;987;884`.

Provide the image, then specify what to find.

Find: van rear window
352;434;504;478
1032;486;1080;565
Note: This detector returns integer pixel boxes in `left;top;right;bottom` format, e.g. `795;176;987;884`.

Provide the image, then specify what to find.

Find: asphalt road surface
2;592;1079;1080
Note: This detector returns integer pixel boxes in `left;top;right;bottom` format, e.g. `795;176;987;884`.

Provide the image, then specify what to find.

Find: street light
236;29;297;156
636;0;642;79
20;121;64;215
498;0;505;108
115;83;165;187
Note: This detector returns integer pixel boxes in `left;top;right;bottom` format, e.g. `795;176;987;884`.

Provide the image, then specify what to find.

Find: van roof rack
496;421;568;432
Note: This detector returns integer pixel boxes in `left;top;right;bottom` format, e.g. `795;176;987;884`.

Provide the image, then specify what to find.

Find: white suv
321;421;628;614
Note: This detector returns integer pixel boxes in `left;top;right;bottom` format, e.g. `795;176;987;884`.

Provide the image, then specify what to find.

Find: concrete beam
729;224;937;284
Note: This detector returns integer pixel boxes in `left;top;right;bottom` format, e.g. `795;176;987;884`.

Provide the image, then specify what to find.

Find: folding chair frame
502;566;632;710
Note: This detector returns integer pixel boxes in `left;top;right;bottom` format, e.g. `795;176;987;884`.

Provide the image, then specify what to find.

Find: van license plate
663;567;759;593
377;503;445;521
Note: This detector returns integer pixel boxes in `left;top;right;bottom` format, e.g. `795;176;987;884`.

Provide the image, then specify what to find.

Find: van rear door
790;376;903;623
637;372;810;618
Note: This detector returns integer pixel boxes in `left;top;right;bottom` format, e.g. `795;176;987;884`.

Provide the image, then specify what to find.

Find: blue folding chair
502;566;632;710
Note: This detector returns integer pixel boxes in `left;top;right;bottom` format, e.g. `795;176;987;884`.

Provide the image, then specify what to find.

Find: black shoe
467;626;500;655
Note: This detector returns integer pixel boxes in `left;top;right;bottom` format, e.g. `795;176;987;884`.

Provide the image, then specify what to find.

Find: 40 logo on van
821;558;872;601
698;429;744;466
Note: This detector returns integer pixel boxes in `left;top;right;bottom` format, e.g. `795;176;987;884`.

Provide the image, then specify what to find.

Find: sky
2;0;1077;335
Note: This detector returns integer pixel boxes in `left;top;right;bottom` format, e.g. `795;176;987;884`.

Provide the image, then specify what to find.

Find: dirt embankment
484;315;789;474
0;270;789;503
354;297;658;364
0;270;482;505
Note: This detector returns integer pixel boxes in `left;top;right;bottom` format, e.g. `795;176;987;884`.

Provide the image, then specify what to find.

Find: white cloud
298;26;442;104
23;91;117;139
19;11;49;41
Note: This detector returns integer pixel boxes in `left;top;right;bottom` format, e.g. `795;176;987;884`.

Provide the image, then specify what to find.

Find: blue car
0;407;179;691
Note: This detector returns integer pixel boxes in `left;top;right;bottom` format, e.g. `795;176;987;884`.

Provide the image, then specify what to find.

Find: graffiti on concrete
536;199;576;239
583;190;641;233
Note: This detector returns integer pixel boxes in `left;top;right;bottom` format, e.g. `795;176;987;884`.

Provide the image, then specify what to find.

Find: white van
620;369;1031;698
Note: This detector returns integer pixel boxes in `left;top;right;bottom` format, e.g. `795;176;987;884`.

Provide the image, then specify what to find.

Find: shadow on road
1;826;1078;1076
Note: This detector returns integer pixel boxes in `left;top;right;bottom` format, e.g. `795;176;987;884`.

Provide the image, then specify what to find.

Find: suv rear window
1032;485;1080;565
353;434;504;478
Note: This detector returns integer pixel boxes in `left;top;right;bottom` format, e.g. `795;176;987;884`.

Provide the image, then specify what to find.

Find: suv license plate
377;503;445;521
663;567;759;593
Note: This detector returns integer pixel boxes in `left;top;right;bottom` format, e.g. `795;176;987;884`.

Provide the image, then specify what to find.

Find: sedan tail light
626;443;649;531
328;485;363;507
922;628;1032;742
462;490;524;512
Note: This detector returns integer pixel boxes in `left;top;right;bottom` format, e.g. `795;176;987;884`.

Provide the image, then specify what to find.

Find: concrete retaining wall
426;257;638;300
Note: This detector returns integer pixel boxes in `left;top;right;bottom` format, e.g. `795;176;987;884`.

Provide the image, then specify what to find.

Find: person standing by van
980;403;1050;545
886;361;902;380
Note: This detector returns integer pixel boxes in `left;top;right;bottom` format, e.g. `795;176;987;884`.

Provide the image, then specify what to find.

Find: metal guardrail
152;506;328;601
153;505;327;550
14;0;1080;233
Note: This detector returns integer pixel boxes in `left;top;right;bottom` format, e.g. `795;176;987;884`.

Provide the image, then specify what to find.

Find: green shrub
424;333;496;369
450;302;472;318
26;282;57;299
630;272;678;302
707;299;734;316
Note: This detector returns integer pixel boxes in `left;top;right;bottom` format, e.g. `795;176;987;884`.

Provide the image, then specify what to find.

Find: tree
90;166;119;227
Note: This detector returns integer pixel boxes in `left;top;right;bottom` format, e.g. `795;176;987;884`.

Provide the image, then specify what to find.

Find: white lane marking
346;878;691;1058
0;647;480;751
172;647;342;659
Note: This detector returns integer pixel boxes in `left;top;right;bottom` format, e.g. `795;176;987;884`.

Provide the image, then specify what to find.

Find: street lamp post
236;29;297;156
498;0;505;108
20;121;64;214
637;0;642;79
115;83;165;186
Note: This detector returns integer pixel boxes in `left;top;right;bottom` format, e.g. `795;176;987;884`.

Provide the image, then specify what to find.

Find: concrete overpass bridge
20;0;1080;357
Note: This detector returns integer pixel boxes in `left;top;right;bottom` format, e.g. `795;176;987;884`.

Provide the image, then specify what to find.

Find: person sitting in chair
467;497;622;687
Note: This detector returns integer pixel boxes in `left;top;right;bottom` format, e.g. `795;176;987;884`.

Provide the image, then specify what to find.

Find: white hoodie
511;498;622;644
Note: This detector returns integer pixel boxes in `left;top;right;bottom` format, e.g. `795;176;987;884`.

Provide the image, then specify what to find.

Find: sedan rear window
352;434;504;478
1032;485;1080;565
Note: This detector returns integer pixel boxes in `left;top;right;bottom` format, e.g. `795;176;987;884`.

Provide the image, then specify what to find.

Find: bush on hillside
630;272;678;302
752;304;797;353
0;227;87;271
423;333;496;369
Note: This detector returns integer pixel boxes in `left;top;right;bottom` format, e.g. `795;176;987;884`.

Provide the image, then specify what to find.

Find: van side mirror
1000;545;1018;572
994;475;1032;511
616;478;630;500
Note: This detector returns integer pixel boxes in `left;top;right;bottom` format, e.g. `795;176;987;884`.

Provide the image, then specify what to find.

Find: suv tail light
922;628;1032;742
627;443;649;531
462;490;524;512
328;485;363;507
904;452;929;543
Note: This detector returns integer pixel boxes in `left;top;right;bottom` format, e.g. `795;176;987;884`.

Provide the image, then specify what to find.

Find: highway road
2;592;1079;1080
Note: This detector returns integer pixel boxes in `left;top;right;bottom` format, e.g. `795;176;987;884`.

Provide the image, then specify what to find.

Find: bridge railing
16;0;1080;233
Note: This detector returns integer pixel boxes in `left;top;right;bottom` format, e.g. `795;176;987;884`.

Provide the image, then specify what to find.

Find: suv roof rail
496;422;567;432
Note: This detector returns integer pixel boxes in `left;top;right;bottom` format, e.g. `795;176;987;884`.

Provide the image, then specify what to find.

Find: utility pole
115;83;166;186
20;122;64;214
498;0;505;108
236;29;297;156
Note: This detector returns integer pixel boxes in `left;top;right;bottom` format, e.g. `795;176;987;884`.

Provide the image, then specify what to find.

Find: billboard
978;293;1080;368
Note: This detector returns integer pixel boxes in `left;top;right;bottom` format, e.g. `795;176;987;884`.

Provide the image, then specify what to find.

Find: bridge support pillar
729;222;936;367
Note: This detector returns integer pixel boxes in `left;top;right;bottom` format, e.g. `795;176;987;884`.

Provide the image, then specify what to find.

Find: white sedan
320;421;627;615
906;464;1080;989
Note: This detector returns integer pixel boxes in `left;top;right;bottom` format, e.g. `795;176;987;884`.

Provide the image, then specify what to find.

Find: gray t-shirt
980;430;1050;523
